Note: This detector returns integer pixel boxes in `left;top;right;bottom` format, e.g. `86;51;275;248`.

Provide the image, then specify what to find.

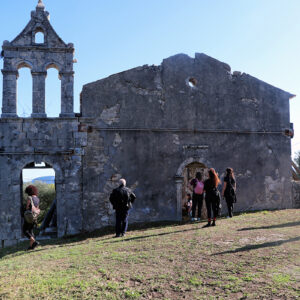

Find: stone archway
175;157;211;221
19;158;63;238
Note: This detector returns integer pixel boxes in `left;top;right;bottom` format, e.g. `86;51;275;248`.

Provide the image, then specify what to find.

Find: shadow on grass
238;221;300;231
212;236;300;255
103;226;202;244
0;220;196;259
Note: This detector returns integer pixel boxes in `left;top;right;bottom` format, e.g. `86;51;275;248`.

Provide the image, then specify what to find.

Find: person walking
189;172;204;221
203;168;221;227
222;168;237;218
109;178;136;237
23;185;40;250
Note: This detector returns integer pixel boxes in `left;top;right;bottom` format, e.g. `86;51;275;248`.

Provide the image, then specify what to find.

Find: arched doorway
175;157;211;221
21;162;57;238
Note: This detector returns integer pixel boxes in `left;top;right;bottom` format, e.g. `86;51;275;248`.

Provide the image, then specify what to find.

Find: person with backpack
222;168;237;218
189;172;204;221
203;168;221;227
23;185;40;250
109;178;136;237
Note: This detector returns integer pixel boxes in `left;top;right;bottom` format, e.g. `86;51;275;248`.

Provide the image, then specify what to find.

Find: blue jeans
115;210;129;235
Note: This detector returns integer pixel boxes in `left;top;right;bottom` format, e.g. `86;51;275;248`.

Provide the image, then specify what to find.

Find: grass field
0;209;299;299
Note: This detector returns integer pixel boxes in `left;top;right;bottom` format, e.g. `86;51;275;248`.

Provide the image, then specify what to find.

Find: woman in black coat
222;168;237;218
203;168;221;227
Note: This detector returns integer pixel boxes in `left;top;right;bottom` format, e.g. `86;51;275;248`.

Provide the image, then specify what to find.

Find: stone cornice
31;71;47;76
59;71;75;76
1;69;18;75
2;46;74;53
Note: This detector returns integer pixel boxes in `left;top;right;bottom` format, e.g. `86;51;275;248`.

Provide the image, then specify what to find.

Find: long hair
226;168;235;180
25;185;38;196
195;172;202;180
208;168;220;188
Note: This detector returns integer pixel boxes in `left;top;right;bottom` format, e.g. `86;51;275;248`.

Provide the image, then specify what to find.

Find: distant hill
32;176;55;184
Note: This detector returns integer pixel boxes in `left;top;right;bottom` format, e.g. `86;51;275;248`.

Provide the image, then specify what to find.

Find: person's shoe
203;223;211;228
32;241;40;249
121;233;125;237
192;218;197;221
211;221;216;226
114;234;121;238
27;246;33;251
197;218;201;221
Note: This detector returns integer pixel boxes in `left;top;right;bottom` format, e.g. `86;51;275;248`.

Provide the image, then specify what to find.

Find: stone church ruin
0;1;298;247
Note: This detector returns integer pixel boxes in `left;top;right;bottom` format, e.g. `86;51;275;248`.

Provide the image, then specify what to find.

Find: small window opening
188;77;197;88
35;32;45;44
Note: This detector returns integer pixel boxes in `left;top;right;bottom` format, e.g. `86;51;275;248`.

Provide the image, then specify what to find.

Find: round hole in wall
188;77;197;88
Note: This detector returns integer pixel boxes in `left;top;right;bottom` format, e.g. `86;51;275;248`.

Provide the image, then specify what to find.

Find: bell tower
1;0;75;118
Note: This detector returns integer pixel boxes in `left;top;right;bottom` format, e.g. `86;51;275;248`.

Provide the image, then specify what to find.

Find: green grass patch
0;209;299;299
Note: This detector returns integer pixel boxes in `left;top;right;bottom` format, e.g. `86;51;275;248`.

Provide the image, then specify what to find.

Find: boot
203;222;211;228
32;241;40;249
211;220;216;226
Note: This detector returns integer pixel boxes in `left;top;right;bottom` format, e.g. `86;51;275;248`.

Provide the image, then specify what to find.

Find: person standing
184;193;193;219
189;172;204;221
222;168;237;218
23;185;40;250
109;178;136;237
203;168;221;227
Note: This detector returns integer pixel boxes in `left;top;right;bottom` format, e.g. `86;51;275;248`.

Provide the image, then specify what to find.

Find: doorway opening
21;162;57;238
182;162;208;221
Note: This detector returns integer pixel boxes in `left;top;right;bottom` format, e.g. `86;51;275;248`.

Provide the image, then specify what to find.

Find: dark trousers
205;196;218;221
192;193;203;218
115;209;129;235
23;221;35;239
225;197;234;217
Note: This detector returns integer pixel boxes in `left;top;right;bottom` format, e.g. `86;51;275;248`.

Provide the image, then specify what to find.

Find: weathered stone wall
0;118;83;247
80;53;293;230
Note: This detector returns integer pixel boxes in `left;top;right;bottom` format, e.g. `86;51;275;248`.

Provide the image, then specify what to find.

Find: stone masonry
0;1;297;247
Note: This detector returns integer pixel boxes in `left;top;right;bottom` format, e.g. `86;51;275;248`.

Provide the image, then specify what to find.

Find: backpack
194;179;204;195
24;196;40;224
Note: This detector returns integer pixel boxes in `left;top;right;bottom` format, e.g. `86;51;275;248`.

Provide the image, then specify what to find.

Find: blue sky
1;0;300;179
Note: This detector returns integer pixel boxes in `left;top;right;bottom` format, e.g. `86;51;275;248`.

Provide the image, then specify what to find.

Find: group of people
186;167;237;227
22;169;235;249
22;179;136;249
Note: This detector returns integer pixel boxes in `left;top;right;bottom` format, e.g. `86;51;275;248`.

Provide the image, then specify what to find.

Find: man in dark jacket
109;178;136;237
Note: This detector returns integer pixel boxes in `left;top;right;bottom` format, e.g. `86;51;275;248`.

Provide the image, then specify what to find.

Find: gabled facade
0;1;297;248
1;0;74;118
